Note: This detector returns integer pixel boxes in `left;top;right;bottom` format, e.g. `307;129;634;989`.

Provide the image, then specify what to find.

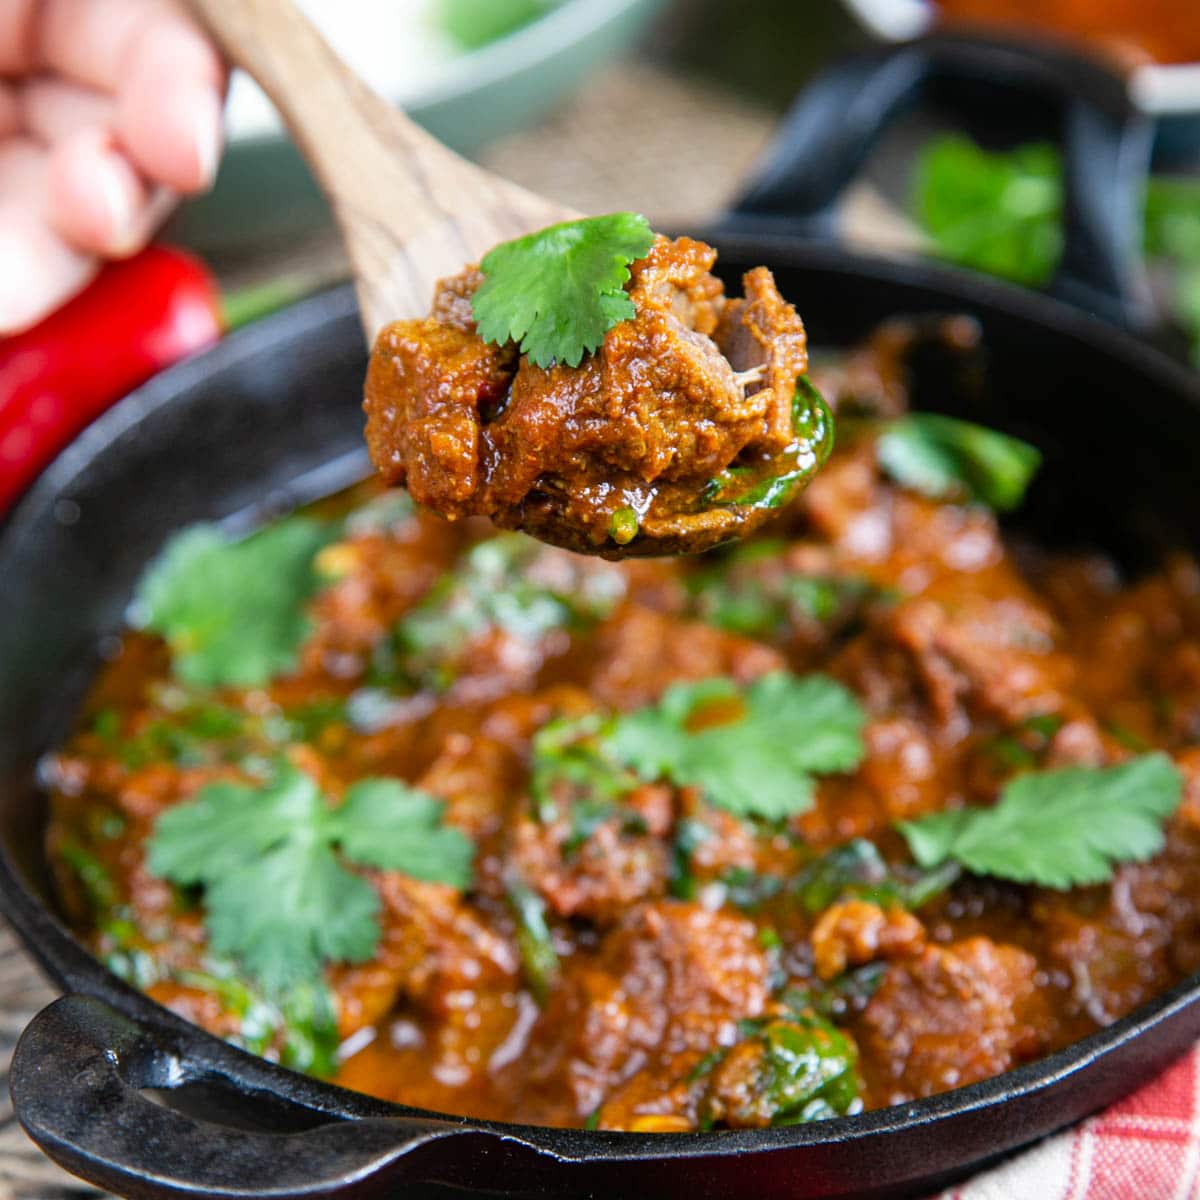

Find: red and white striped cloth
935;1049;1200;1199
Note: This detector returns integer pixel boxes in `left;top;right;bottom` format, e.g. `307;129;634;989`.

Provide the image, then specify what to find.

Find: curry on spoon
187;0;831;556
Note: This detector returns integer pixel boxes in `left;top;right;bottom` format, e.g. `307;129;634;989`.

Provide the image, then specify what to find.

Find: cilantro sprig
148;763;474;992
471;213;655;368
132;517;336;689
914;134;1200;365
914;135;1063;287
898;753;1183;890
530;672;865;822
607;672;866;820
877;412;1041;512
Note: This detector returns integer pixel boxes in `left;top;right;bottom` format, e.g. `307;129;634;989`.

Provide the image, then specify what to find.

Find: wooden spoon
184;0;824;560
186;0;577;341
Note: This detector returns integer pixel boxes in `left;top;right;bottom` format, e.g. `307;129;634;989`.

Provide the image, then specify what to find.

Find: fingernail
193;94;222;191
101;168;138;255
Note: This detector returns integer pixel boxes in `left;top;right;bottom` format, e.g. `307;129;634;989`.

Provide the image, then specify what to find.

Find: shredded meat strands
364;236;817;557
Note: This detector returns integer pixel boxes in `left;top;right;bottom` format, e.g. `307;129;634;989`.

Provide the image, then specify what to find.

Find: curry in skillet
44;234;1200;1131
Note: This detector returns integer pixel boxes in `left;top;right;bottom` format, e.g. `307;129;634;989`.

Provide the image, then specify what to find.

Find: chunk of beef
712;265;809;449
364;237;812;554
487;241;766;506
511;783;672;924
416;733;521;844
301;519;461;679
800;716;953;846
331;874;518;1039
589;604;783;711
516;901;770;1123
799;445;1004;588
1033;816;1200;1024
833;576;1071;735
811;900;926;981
364;318;517;511
857;937;1047;1104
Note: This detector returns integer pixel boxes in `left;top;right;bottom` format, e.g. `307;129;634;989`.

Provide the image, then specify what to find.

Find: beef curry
364;230;831;558
44;320;1200;1133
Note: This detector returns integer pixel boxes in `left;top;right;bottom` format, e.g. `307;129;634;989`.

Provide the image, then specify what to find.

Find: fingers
48;129;178;258
117;41;224;192
34;0;185;90
0;210;97;333
0;0;223;329
37;0;225;193
0;137;96;333
44;125;148;255
18;79;143;256
0;0;38;74
17;74;112;141
12;77;188;261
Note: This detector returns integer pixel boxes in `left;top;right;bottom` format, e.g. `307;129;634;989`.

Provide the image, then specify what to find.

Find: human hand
0;0;225;333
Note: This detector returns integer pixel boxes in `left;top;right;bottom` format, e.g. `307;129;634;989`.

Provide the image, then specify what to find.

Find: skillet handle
11;995;493;1199
724;32;1156;332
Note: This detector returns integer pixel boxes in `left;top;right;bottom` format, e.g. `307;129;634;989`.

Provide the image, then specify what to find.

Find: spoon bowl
185;0;824;559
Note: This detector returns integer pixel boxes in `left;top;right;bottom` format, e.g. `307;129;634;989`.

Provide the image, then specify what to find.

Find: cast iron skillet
5;34;1200;1200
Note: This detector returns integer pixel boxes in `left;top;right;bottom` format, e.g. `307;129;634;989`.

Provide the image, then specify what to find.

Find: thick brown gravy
44;324;1200;1131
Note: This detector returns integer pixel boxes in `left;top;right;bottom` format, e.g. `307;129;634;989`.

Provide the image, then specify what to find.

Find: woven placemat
0;924;79;1199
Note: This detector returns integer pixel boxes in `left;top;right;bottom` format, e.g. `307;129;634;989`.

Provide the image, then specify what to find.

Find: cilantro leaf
133;517;335;689
1144;177;1200;265
606;672;866;820
877;412;1041;512
205;835;380;994
914;135;1063;286
471;213;655;368
330;779;475;889
914;138;1200;363
898;753;1183;890
148;763;475;992
1174;266;1200;370
1144;178;1200;366
147;766;321;885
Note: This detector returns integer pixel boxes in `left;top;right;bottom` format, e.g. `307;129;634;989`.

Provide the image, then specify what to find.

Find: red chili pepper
0;245;223;517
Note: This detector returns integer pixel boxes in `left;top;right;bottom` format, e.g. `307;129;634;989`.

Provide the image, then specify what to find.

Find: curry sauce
44;325;1200;1131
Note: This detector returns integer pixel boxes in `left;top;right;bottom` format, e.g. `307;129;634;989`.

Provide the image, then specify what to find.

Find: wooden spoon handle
186;0;574;336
